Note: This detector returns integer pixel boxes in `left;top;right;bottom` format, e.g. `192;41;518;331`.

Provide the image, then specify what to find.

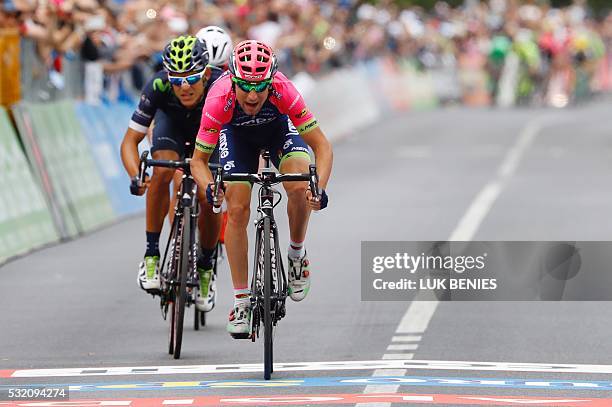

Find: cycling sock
288;239;305;259
197;246;215;270
233;287;250;307
145;231;161;257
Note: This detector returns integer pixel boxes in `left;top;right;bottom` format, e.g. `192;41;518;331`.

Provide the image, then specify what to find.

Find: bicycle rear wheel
172;206;192;359
263;216;273;380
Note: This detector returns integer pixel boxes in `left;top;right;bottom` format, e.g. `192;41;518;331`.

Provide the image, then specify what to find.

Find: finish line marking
4;359;612;378
0;392;610;406
3;375;612;393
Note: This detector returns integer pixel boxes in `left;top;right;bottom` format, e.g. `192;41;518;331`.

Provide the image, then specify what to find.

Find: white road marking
358;116;557;407
498;120;543;179
386;344;419;351
395;298;439;334
391;336;422;342
381;354;416;360
448;182;502;241
6;359;612;378
359;368;413;407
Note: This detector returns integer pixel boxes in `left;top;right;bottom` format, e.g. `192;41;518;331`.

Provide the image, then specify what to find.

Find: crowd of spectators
0;0;611;105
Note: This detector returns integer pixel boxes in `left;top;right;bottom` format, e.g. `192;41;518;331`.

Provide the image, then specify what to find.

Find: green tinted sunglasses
232;77;271;93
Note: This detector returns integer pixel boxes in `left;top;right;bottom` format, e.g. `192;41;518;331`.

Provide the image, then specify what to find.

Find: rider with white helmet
196;26;233;69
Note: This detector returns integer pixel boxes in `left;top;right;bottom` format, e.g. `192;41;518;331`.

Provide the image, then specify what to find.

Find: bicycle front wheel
173;206;192;359
167;216;183;355
263;216;273;380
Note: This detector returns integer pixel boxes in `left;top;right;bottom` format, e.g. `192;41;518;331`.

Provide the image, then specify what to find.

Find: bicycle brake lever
308;164;320;201
212;166;223;214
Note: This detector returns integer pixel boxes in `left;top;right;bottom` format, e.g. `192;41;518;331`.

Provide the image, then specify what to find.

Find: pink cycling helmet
229;40;278;82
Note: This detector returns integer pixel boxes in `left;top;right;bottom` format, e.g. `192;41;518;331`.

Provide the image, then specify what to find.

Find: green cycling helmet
162;35;209;74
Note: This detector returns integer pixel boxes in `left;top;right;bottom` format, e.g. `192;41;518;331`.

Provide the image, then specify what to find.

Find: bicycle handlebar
222;164;320;200
134;150;320;204
130;151;149;195
132;150;221;195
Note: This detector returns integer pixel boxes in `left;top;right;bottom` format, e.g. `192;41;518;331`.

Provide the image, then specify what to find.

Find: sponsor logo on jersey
139;94;153;108
236;117;276;126
292;146;309;154
135;108;152;119
288;94;301;110
296;108;309;119
219;130;229;159
205;111;222;125
206;128;218;133
301;119;318;132
270;87;282;99
223;96;233;112
195;140;214;153
153;78;171;93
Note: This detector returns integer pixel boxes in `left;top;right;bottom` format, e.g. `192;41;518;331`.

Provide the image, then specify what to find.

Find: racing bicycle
133;150;221;359
213;150;319;379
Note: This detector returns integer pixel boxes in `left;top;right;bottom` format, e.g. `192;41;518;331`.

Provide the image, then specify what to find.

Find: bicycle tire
167;218;182;355
168;300;175;355
173;206;191;359
263;216;273;380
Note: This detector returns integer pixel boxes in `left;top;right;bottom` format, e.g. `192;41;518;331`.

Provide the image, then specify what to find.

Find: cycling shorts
218;115;311;176
152;110;219;162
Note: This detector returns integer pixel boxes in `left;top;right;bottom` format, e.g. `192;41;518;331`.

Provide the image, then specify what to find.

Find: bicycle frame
137;151;200;360
220;149;319;379
250;157;288;338
159;163;199;305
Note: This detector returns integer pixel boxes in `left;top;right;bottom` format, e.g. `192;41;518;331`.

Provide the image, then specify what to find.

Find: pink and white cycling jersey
195;71;318;154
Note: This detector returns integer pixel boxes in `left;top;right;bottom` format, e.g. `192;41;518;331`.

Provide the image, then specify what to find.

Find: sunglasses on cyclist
232;77;272;93
167;71;205;87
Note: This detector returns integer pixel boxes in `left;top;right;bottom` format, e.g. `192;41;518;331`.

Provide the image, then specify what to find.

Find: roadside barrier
75;102;146;217
12;100;115;240
0;107;58;263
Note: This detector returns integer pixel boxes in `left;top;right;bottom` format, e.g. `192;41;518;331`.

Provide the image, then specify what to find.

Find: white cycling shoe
195;268;216;312
288;252;311;301
227;302;251;338
138;256;160;291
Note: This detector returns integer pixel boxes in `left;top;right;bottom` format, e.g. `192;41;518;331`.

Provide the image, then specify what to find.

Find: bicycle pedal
230;332;251;340
146;288;161;297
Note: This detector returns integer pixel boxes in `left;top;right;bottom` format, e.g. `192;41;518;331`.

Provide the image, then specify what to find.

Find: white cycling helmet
196;26;233;68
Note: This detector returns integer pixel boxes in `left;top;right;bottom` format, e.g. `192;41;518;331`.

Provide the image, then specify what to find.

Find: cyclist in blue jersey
120;35;222;312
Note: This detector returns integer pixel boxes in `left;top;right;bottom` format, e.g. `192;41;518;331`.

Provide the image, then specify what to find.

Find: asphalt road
2;100;612;406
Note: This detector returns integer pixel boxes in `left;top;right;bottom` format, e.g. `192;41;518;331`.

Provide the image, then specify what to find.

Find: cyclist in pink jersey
191;40;333;337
